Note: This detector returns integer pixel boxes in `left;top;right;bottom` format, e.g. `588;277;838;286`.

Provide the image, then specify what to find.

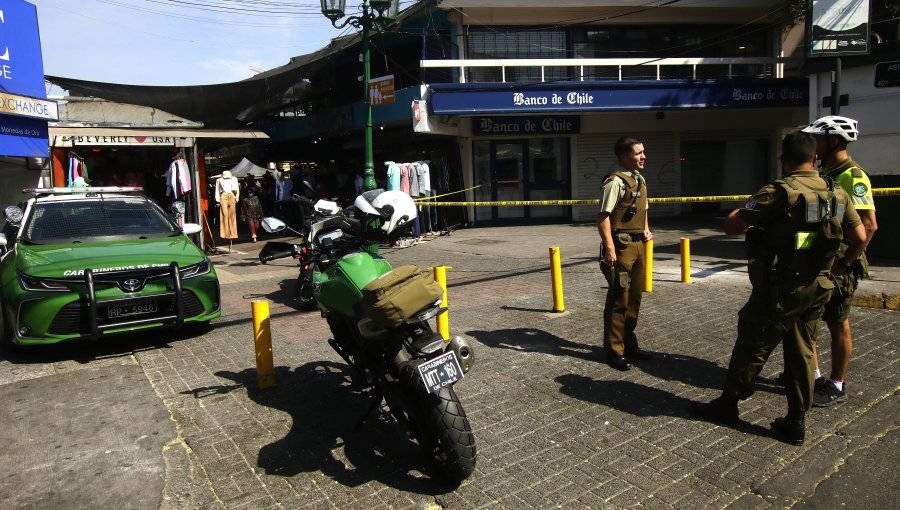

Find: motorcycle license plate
417;351;464;394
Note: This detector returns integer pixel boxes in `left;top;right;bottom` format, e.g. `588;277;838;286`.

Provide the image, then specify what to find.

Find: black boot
690;394;739;425
771;412;805;446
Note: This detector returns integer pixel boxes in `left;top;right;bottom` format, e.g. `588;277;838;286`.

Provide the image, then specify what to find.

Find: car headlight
180;259;211;279
18;271;70;292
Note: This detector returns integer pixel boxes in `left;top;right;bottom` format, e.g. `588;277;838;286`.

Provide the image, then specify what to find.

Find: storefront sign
875;61;900;88
428;79;808;115
58;135;182;146
808;0;870;56
368;74;395;106
0;92;59;121
473;116;580;136
0;0;53;157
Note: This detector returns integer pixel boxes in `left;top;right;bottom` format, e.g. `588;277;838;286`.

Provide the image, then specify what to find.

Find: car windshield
23;197;178;244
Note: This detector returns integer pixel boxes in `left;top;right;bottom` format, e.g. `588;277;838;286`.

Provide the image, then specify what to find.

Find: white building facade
417;0;810;224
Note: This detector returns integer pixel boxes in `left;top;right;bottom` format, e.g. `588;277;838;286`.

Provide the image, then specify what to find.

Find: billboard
808;0;870;57
0;0;55;157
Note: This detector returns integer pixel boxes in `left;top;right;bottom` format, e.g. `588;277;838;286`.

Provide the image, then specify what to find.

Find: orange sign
368;74;395;106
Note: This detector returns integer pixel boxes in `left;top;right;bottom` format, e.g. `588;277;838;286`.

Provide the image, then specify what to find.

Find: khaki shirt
599;170;648;214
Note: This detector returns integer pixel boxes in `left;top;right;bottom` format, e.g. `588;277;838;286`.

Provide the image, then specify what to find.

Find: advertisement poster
808;0;870;56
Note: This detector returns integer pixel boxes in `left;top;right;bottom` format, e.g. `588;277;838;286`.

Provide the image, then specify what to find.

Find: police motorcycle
259;189;477;483
259;196;343;310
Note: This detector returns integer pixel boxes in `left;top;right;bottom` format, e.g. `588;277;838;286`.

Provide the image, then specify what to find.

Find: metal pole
549;246;565;312
434;266;451;340
362;2;376;192
680;237;691;284
831;57;841;115
252;300;276;389
643;239;653;293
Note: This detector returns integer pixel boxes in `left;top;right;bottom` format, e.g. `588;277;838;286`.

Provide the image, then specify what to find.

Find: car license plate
417;351;464;394
107;300;158;319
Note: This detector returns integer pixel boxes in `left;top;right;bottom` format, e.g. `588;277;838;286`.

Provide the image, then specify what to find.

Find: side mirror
261;217;287;233
4;206;24;225
0;233;7;247
182;223;202;235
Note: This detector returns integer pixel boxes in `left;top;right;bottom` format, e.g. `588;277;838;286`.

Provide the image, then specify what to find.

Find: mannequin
215;170;240;249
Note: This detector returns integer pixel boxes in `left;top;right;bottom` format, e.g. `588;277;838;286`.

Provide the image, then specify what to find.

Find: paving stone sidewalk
1;221;897;509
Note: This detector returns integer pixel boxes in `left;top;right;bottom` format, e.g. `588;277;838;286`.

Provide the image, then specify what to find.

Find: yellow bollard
643;239;653;293
549;246;565;312
433;266;452;340
251;300;276;389
680;237;692;284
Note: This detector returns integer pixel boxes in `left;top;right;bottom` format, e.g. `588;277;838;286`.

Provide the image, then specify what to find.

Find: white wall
810;64;900;175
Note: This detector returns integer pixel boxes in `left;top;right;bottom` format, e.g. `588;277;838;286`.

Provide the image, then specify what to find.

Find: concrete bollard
680;237;692;283
549;246;565;312
643;239;653;293
433;266;451;340
251;300;276;389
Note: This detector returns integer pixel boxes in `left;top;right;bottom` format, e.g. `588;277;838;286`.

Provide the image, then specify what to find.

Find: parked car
0;187;221;347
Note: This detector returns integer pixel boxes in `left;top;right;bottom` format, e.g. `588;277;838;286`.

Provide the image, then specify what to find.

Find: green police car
0;187;221;346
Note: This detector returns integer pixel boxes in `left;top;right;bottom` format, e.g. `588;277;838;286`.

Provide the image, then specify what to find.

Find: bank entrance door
473;139;570;223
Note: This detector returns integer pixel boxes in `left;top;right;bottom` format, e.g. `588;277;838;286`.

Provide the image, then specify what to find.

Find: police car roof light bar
22;187;145;195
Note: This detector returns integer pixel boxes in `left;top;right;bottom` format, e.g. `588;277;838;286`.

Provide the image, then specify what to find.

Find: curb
852;292;899;311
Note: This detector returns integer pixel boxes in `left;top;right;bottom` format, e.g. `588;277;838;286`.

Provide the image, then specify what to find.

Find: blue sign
473;116;580;136
0;0;50;157
429;79;808;115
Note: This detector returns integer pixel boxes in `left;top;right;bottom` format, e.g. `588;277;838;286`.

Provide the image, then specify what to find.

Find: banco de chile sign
428;80;808;115
0;0;57;158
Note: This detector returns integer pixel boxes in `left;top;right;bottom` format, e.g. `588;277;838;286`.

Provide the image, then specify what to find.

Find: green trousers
723;276;834;413
601;236;645;356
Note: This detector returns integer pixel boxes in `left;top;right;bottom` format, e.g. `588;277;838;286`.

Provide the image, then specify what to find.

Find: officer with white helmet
801;115;879;407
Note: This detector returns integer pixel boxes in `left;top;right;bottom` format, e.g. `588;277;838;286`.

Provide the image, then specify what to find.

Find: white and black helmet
353;189;417;234
802;115;859;143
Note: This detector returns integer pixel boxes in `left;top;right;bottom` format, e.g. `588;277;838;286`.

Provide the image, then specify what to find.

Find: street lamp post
320;0;399;192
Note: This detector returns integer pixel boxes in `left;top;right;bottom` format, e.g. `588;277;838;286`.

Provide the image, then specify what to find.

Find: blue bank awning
427;78;808;115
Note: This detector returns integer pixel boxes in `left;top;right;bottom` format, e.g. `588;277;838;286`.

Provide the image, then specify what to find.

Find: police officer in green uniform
802;116;879;407
597;136;654;371
691;132;866;445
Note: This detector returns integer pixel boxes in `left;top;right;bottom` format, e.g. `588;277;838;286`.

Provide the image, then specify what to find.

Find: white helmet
802;115;859;143
353;189;417;234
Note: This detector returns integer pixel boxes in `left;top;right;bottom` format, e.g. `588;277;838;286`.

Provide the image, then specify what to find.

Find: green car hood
16;237;206;278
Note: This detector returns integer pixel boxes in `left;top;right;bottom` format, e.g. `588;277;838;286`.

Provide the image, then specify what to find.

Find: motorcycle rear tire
293;273;317;311
400;361;476;483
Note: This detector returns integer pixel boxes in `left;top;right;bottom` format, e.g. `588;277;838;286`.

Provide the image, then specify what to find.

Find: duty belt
614;231;644;241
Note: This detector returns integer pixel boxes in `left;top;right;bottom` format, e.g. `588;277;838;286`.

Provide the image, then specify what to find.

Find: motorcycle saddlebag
362;265;443;328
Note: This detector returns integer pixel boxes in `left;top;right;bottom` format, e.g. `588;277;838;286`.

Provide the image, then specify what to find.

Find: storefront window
472;137;570;223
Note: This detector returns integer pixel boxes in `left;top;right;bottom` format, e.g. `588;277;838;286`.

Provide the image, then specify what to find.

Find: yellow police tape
414;184;483;202
422;187;900;207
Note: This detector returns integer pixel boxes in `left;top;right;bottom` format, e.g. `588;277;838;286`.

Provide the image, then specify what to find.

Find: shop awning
48;127;268;148
49;127;268;139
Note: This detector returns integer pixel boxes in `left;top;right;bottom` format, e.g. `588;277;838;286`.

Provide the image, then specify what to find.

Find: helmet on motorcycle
372;191;417;234
802;115;859;143
354;189;417;234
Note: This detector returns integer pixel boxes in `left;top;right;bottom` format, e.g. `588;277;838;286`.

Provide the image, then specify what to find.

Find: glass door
492;141;527;220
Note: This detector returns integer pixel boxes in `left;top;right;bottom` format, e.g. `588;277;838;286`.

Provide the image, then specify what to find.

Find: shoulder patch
852;182;868;197
744;199;757;210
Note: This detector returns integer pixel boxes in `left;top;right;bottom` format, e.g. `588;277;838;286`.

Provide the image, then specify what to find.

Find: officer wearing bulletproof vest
691;131;866;446
597;136;654;372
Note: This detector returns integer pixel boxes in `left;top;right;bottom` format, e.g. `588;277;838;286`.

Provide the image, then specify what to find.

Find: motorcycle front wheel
293;272;317;311
399;361;476;483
